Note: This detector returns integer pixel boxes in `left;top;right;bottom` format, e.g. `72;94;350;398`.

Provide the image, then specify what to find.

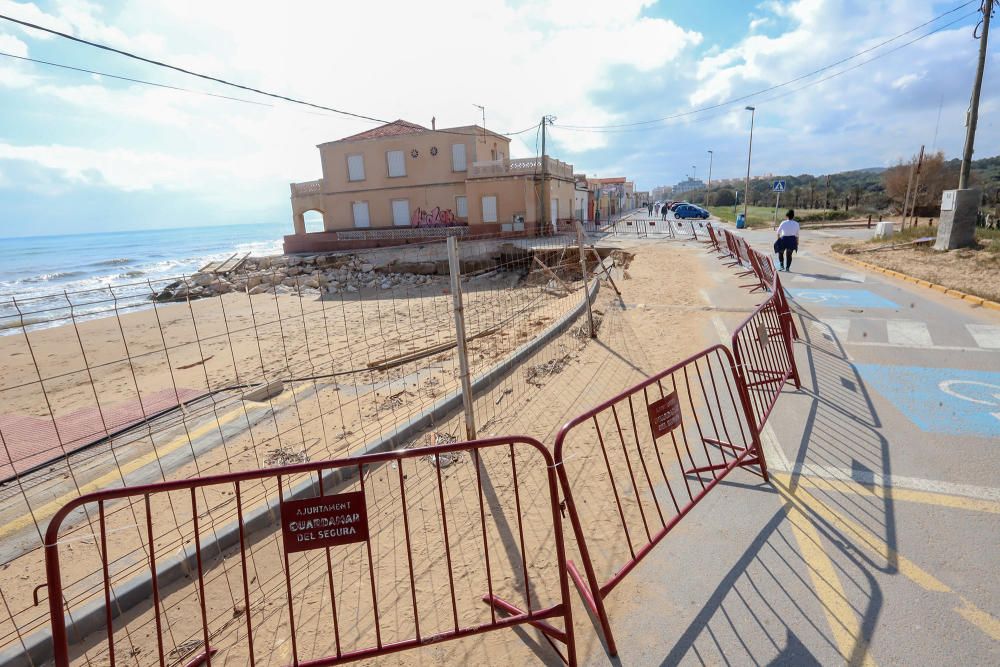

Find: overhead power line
0;12;538;137
556;0;979;131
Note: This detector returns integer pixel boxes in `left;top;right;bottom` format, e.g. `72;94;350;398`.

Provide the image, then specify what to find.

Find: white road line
772;462;1000;502
793;275;818;283
762;425;1000;501
886;320;933;347
761;420;792;471
846;341;991;353
966;324;1000;349
840;273;866;283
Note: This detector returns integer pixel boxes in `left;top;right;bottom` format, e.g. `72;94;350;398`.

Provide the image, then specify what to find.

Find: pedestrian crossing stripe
811;319;1000;351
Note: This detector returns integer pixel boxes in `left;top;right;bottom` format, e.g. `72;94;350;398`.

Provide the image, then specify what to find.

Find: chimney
431;116;436;130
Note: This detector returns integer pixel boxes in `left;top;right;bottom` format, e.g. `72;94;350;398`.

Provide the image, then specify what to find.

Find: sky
0;0;997;236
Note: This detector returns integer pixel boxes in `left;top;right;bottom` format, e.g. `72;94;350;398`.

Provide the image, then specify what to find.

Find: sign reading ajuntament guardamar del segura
281;491;369;553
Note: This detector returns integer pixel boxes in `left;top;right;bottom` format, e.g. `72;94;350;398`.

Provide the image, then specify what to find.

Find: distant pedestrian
774;209;800;272
648;202;654;216
662;205;668;221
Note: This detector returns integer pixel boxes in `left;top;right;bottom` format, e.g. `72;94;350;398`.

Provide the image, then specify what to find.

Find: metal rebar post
575;222;596;339
447;236;477;440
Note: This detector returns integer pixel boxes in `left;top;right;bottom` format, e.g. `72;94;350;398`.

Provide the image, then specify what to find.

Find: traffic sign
772;180;786;192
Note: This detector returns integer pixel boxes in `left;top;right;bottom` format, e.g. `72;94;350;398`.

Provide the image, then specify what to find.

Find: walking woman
774;209;800;271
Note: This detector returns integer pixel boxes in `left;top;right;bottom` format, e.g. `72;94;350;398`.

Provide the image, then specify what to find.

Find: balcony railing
469;156;573;179
290;179;323;196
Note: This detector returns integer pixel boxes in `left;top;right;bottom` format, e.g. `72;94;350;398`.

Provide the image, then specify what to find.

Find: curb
0;266;606;667
832;252;1000;312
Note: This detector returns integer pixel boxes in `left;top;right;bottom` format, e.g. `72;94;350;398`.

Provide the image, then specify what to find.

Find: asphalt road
581;220;1000;665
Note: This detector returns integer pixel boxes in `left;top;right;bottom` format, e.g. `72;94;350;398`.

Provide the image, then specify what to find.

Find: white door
550;198;559;231
392;200;410;226
352;201;370;228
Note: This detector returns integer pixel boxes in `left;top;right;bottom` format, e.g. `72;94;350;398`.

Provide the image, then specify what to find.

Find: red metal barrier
721;230;742;267
731;291;800;432
741;250;770;293
733;236;757;279
45;436;576;666
750;248;776;291
703;224;723;253
553;346;765;656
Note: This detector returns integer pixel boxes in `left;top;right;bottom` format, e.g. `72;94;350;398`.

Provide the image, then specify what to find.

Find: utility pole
540;115;556;233
707;150;714;193
905;145;926;228
901;157;916;226
744;106;756;222
959;0;992;189
937;1;993;250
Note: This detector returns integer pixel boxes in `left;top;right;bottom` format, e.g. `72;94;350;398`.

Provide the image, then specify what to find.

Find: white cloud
0;0;705;199
891;72;922;90
0;0;996;202
0;32;28;56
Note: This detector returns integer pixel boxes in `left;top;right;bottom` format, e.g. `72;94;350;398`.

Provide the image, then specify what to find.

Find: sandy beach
0;239;719;666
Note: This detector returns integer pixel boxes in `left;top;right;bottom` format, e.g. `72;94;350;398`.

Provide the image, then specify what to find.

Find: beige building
286;120;577;251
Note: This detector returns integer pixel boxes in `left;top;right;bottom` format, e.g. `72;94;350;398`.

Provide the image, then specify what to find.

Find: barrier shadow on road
587;302;903;665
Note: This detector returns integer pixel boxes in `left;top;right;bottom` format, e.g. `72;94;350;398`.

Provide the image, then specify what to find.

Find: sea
0;222;287;332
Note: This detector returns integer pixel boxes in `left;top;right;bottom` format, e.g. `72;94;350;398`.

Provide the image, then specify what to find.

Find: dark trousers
775;235;798;269
779;246;794;270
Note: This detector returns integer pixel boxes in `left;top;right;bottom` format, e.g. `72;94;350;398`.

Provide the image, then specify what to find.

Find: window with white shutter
482;196;498;223
352;201;370;227
391;199;410;226
455;196;468;218
451;144;467;172
387;150;406;177
347;154;365;182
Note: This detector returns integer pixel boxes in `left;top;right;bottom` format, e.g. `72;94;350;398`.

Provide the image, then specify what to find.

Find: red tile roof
340;119;428;141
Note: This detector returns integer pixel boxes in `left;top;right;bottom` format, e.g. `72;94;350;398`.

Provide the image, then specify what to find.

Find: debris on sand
264;447;309;466
525;354;572;386
573;310;604;340
410;432;463;468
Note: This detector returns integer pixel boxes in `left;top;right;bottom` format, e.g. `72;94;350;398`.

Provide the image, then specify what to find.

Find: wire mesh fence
0;230;619;662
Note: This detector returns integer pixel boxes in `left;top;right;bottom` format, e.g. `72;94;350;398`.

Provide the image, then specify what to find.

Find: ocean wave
18;271;85;283
89;257;133;267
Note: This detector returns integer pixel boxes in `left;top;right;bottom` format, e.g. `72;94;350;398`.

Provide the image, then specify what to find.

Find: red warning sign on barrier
281;491;369;553
647;391;682;438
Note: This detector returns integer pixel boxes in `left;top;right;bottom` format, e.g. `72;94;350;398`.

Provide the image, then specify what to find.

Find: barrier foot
566;560;618;657
483;595;568;644
737;455;767;475
183;648;217;667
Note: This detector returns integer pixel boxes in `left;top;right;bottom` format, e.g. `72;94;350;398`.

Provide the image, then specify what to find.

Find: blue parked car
673;204;709;219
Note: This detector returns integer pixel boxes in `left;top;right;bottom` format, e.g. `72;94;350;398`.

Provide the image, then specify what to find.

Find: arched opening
303;210;325;233
293;207;326;235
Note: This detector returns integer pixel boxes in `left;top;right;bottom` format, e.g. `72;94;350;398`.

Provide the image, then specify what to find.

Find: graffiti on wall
411;207;462;227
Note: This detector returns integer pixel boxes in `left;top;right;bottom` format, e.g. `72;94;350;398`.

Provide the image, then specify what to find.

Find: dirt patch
833;229;1000;303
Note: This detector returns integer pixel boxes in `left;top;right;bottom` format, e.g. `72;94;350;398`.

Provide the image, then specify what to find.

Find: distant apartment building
286;120;577;252
672;177;706;195
651;185;673;201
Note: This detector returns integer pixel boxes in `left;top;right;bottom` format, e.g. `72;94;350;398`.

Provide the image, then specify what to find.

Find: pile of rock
151;253;446;302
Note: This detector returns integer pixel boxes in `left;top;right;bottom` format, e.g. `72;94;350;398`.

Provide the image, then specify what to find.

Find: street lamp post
743;106;756;221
